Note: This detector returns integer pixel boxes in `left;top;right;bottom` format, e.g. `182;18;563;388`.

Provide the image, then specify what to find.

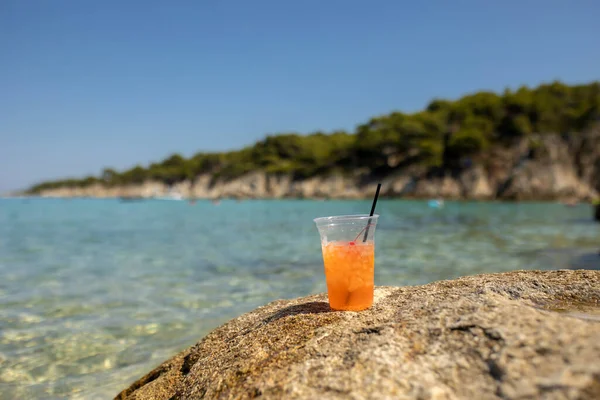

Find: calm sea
0;198;598;399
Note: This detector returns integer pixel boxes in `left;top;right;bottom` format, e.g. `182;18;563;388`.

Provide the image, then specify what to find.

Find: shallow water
0;198;598;399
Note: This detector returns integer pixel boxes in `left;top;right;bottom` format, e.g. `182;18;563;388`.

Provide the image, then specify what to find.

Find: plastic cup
314;214;379;311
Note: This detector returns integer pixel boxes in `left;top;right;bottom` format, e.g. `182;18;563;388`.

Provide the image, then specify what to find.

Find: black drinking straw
362;183;382;242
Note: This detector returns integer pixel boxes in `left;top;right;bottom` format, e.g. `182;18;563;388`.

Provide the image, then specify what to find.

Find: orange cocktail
314;214;379;311
322;241;374;310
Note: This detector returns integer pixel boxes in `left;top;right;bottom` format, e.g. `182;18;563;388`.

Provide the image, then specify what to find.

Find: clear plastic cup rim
313;214;379;225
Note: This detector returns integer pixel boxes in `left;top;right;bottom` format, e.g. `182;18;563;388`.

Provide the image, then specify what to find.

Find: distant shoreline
21;128;600;203
25;81;600;202
12;160;598;204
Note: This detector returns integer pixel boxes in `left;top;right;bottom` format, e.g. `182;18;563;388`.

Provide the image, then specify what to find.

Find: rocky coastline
33;131;600;201
116;270;600;400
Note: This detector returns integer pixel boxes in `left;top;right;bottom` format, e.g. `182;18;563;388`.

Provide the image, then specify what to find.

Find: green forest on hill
28;81;600;193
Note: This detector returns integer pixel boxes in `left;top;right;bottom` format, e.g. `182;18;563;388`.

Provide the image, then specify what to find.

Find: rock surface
38;129;600;201
116;270;600;400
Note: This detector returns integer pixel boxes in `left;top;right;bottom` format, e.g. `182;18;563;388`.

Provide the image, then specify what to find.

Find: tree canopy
28;81;600;193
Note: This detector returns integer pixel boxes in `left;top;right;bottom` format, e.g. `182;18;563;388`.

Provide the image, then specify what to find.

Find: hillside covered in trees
28;81;600;195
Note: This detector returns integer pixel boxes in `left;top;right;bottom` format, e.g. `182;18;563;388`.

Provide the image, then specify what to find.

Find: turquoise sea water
0;198;598;399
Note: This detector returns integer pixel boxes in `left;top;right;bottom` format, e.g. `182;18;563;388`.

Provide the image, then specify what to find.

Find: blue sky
1;0;599;192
